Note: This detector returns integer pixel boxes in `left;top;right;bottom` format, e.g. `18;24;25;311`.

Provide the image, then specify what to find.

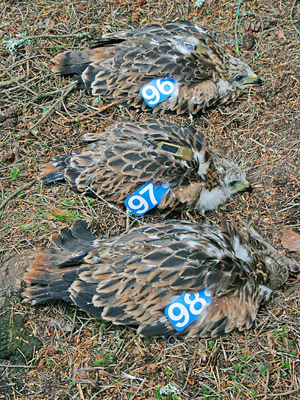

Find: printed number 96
168;293;208;328
141;79;175;106
127;183;158;215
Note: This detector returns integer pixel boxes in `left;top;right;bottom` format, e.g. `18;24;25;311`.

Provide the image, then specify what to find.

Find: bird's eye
230;180;238;187
235;75;243;82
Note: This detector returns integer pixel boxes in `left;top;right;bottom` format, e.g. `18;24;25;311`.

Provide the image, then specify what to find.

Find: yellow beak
240;73;263;86
232;180;252;193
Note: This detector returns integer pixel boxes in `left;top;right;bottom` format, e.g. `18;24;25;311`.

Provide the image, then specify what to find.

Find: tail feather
39;155;72;184
51;49;97;74
52;220;96;252
23;221;96;305
51;48;114;75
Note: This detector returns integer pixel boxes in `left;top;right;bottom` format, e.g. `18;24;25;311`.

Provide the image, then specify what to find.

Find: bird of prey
51;20;262;115
23;219;298;338
39;119;251;214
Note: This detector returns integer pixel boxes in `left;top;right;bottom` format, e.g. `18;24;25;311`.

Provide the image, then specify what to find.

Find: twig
133;337;145;357
0;105;22;123
234;0;243;56
0;363;35;369
249;386;300;399
63;101;118;123
30;86;79;103
28;82;77;132
0;178;37;212
290;0;300;35
0;74;27;88
20;33;92;40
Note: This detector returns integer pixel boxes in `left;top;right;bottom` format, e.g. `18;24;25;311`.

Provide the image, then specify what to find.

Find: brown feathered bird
51;20;262;115
23;219;298;338
39;119;251;214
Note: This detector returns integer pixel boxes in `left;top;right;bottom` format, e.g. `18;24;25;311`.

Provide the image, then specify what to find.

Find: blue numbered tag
125;181;171;216
181;42;197;51
140;77;176;108
165;289;212;332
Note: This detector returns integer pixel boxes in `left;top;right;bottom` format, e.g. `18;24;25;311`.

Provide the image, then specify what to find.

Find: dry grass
0;0;300;399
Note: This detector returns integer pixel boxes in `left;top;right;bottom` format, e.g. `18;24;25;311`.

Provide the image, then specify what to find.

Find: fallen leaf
49;318;73;332
75;368;89;379
276;28;286;40
281;228;300;252
44;19;55;28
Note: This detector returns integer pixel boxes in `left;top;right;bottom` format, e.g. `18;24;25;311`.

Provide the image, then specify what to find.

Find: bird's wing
84;119;210;156
186;293;258;338
69;143;201;205
95;21;210;46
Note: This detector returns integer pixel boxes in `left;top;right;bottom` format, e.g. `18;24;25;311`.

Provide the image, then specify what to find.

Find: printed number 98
127;183;158;215
168;293;208;329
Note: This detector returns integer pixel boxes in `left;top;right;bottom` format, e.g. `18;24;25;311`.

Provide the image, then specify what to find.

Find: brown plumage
23;220;299;338
39;119;251;214
51;20;262;115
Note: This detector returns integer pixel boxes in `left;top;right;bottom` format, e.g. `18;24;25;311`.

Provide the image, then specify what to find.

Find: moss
0;313;41;364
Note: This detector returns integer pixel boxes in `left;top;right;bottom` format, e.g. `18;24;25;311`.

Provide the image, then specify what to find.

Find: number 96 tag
165;289;212;332
140;77;176;108
125;181;171;216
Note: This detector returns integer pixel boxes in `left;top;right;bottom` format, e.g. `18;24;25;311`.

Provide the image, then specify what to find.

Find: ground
0;0;300;399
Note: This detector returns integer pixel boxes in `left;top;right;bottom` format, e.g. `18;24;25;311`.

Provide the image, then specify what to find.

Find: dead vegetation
0;0;300;399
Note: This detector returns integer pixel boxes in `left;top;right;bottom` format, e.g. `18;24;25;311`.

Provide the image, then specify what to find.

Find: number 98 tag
140;77;176;108
125;181;171;216
165;289;212;332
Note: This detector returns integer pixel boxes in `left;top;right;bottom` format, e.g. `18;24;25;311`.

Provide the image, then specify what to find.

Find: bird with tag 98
51;20;262;115
23;219;299;338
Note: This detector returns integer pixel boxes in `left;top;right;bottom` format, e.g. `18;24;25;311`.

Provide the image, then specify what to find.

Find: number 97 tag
140;77;176;107
125;181;171;216
165;289;212;332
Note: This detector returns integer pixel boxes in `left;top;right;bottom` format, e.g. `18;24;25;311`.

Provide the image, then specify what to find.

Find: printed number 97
127;183;158;215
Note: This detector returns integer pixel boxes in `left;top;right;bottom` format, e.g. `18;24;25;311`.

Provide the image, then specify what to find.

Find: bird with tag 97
39;119;251;214
23;219;299;338
51;20;262;115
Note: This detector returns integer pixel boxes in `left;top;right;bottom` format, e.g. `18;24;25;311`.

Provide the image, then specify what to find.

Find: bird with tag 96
51;20;262;115
39;119;251;214
23;219;299;338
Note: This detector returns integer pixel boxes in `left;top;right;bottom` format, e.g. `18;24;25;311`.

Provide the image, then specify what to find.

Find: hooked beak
240;73;263;87
232;180;252;193
289;263;300;273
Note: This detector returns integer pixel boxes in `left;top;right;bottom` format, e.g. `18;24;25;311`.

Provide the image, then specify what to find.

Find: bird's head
213;155;252;194
223;53;262;88
239;217;300;290
259;252;290;290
